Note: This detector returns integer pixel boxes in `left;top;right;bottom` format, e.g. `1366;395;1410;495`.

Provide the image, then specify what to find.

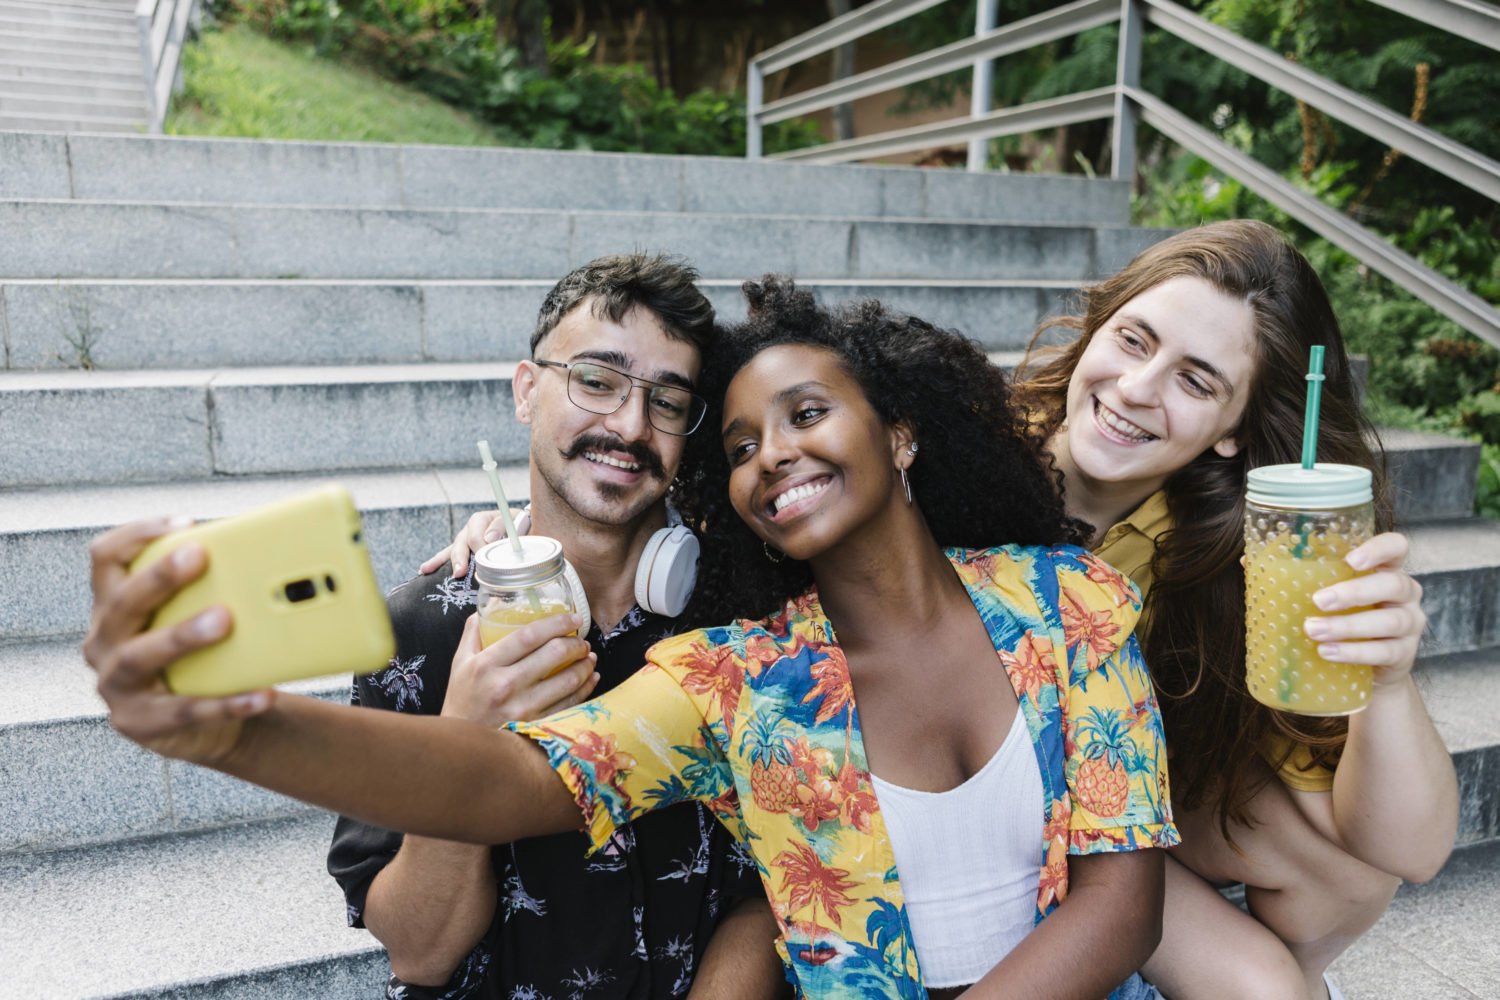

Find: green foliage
168;22;506;145
219;0;819;156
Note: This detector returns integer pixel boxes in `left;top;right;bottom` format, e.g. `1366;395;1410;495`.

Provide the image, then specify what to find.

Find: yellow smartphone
129;485;396;697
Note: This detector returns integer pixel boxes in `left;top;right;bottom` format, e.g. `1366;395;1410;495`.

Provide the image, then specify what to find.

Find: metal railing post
1112;0;1141;182
136;0;158;132
967;0;1000;172
747;61;765;160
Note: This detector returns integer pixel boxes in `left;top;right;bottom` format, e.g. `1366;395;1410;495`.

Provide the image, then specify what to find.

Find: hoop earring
763;541;786;564
900;466;912;505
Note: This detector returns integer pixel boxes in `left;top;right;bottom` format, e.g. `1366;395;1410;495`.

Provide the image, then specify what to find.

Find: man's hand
443;613;598;727
82;517;274;764
419;509;508;579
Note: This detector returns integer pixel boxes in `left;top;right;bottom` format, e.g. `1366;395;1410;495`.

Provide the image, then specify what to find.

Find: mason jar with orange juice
1243;463;1374;715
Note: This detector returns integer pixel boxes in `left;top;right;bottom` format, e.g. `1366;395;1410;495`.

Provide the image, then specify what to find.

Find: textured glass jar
473;536;576;649
1244;464;1375;716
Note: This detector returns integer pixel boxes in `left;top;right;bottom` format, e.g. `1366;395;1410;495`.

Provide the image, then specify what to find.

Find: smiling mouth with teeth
584;450;641;472
770;479;830;516
1093;399;1157;443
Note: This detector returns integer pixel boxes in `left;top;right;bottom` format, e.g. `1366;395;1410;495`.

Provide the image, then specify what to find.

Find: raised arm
1299;531;1458;882
84;518;582;846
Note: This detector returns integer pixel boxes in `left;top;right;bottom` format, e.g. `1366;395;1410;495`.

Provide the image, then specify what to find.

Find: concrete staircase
0;0;148;133
0;130;1495;998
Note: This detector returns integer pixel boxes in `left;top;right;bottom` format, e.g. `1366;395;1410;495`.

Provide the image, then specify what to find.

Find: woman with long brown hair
1012;219;1457;999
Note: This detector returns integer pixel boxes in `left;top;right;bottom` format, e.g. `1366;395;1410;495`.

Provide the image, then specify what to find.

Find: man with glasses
327;254;783;999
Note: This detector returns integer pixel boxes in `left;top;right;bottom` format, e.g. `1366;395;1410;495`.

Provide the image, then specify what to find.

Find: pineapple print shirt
511;544;1178;999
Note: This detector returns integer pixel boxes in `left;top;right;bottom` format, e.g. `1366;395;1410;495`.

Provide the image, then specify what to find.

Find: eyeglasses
534;359;708;436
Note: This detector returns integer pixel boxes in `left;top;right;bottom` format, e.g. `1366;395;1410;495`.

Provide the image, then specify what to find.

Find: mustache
564;434;666;479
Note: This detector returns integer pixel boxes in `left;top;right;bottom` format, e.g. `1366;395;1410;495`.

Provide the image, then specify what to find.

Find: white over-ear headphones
511;507;700;621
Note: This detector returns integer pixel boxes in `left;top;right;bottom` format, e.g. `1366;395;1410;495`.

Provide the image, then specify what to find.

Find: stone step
0;199;1172;280
0;276;1079;371
0;73;144;100
1382;427;1481;521
0;131;1133;225
1405;518;1500;656
0;25;140;54
0;363;526;488
0;111;143;133
0;60;140;85
3;627;1496;859
0;815;386;999
0;453;1488;644
1417;649;1500;849
1;0;140;12
1329;839;1500;998
0;14;138;39
0;90;145;117
0;464;528;641
0;638;350;853
0;39;141;70
0;361;1471;509
0;0;137;25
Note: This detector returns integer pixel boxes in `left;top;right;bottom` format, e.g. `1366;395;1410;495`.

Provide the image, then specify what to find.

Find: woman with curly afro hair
431;277;1179;996
1012;220;1455;1000
82;277;1178;1000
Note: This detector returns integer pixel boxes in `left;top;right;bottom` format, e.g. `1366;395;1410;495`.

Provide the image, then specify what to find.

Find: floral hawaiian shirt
513;544;1179;999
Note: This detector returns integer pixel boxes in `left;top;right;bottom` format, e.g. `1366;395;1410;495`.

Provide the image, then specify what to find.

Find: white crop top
869;709;1044;988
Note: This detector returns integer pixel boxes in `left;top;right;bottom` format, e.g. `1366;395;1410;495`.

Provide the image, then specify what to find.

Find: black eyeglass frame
533;358;708;436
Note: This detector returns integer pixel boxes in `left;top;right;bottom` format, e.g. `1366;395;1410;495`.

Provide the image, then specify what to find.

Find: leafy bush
220;0;819;156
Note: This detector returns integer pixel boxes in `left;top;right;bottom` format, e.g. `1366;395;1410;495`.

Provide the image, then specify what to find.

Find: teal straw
1300;346;1326;470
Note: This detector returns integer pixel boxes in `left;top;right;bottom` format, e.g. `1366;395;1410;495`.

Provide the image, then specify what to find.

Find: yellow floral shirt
512;544;1178;998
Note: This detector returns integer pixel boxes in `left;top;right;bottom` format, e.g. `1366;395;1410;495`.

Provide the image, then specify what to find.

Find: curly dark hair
673;276;1088;628
531;253;715;355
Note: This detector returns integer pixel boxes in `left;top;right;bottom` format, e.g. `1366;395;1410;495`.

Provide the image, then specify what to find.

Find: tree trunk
491;0;550;77
826;0;855;141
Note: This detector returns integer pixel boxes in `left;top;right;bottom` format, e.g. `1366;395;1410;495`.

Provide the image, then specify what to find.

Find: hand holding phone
125;486;395;697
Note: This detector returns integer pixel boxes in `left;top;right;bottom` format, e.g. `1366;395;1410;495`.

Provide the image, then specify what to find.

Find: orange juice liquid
1245;528;1371;715
477;598;574;648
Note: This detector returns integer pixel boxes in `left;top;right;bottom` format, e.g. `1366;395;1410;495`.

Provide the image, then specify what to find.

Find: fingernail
484;530;501;542
1346;551;1371;571
1304;617;1331;640
193;607;228;639
232;692;268;712
166;515;193;531
173;544;202;571
1318;643;1341;659
1312;588;1338;611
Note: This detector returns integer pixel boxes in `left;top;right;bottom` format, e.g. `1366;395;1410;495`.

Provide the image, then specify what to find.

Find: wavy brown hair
673;276;1088;627
1012;220;1393;835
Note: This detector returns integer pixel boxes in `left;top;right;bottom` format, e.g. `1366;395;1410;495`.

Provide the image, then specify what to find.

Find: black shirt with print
327;565;764;1000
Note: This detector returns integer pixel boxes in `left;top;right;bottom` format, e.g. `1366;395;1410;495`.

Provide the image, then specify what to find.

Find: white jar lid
1246;463;1373;510
475;536;565;588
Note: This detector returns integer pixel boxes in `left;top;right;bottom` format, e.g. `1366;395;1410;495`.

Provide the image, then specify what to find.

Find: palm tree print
378;655;425;710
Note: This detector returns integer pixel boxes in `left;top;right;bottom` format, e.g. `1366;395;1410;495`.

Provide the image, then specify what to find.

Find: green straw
1300;346;1326;470
477;440;541;612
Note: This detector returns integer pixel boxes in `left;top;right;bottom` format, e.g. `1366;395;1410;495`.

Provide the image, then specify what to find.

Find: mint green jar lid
1246;463;1373;510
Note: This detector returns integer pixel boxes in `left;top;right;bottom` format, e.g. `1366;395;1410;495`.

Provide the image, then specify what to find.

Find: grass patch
167;23;504;146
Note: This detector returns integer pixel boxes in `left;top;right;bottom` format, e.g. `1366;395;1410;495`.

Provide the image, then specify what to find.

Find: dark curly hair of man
672;275;1087;628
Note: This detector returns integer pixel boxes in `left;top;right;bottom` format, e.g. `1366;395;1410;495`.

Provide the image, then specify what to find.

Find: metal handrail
136;0;199;133
745;0;1500;350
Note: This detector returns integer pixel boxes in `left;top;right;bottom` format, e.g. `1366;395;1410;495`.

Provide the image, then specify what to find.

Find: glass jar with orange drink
1243;463;1374;715
474;536;579;649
